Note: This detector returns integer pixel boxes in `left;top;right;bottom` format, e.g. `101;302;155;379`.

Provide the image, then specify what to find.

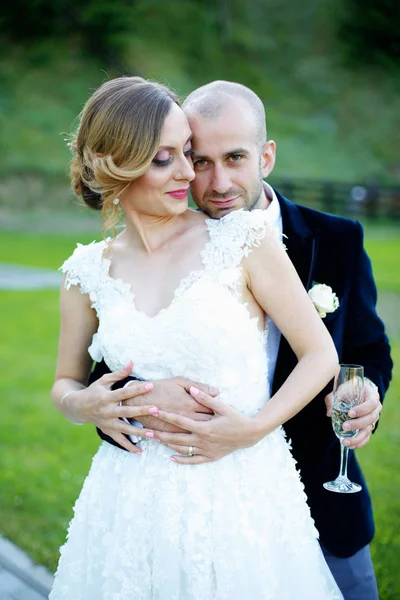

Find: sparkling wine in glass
323;364;364;494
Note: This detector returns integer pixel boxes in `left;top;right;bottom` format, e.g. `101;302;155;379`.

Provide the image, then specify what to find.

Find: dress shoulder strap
60;240;108;297
204;209;278;271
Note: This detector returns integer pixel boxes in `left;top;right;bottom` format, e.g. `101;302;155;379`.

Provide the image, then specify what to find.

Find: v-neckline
99;223;214;319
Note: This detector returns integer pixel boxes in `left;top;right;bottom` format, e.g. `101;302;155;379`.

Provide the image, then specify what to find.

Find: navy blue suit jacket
271;190;392;558
90;190;392;558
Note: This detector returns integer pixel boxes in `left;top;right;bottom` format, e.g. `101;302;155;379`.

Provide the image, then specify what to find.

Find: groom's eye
193;159;208;168
228;154;243;163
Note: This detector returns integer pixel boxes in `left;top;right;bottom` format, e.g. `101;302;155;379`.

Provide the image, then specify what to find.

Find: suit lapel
276;191;319;289
272;190;320;393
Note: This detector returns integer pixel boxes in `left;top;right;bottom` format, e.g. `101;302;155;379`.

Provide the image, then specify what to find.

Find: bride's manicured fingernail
190;386;199;395
148;406;158;415
145;383;154;391
170;457;177;462
145;432;154;438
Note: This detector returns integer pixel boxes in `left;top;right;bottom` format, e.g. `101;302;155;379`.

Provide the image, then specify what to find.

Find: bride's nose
174;155;195;182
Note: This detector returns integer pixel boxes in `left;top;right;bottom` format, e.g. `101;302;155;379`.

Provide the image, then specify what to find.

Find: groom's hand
124;377;217;433
325;380;382;449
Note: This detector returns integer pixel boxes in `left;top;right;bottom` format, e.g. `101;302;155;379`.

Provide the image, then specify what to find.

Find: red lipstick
167;188;189;199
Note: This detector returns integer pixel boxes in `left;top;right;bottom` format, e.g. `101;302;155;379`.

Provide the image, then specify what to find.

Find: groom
90;81;392;599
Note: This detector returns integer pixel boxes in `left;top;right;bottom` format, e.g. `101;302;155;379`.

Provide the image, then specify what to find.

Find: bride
50;76;342;599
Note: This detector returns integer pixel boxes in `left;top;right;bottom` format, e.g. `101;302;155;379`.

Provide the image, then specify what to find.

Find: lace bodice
61;209;276;414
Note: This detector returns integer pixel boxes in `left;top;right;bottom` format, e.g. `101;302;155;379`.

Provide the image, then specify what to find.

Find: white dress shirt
262;182;283;395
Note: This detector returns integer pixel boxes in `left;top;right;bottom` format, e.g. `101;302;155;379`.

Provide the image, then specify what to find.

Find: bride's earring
113;197;120;205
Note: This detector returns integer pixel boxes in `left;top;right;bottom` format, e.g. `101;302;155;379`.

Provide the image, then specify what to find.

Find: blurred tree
0;0;136;65
338;0;400;68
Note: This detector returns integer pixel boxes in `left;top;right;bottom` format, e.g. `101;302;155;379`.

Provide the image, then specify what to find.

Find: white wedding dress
50;209;342;600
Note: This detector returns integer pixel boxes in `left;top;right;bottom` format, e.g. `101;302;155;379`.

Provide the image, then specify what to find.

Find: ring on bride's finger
188;446;194;457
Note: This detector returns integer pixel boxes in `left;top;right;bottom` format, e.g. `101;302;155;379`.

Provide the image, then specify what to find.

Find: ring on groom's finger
188;446;194;457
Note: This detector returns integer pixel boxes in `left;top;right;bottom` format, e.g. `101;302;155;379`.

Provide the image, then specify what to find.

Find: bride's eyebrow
158;135;193;151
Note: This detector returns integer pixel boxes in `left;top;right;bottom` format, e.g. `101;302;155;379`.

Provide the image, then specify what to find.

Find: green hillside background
1;0;400;210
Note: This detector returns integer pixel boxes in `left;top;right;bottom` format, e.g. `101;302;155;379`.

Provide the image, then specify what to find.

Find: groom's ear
260;140;276;178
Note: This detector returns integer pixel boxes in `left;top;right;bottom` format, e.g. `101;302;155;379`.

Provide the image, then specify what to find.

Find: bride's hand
153;387;262;464
67;362;159;454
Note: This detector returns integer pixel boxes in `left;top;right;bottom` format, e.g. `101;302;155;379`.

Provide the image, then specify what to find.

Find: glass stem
339;441;349;479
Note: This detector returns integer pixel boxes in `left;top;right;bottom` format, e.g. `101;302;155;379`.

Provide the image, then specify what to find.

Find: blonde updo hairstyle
69;76;179;234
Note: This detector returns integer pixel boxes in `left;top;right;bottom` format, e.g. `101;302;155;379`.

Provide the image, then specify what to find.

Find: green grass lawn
0;226;399;598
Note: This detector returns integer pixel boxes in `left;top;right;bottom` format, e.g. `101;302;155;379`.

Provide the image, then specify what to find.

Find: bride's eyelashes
152;147;193;168
152;156;173;167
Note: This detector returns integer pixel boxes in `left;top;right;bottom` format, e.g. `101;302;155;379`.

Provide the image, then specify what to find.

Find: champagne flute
323;364;364;494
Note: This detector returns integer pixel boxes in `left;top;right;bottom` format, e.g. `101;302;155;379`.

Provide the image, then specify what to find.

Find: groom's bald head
182;80;267;149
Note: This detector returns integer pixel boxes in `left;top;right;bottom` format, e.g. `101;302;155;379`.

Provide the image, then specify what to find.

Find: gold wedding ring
188;446;194;457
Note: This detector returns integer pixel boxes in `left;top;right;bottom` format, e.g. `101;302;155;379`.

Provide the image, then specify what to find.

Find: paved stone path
0;264;61;291
0;535;53;599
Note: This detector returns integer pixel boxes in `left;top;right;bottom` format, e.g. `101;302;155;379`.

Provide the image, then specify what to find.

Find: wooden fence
269;179;400;220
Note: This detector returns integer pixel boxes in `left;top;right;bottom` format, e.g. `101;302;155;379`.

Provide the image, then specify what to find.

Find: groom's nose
210;164;232;194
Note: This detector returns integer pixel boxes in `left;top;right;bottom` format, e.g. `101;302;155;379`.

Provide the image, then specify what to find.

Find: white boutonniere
308;283;339;318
